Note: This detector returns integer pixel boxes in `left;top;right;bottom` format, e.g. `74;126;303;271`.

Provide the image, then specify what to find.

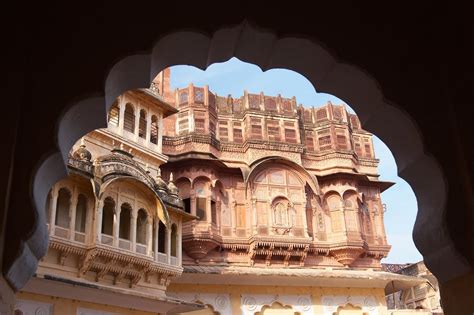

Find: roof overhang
318;172;395;193
23;275;203;314
171;266;425;294
128;89;178;118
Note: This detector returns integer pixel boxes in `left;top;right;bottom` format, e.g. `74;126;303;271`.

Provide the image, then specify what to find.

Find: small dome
167;173;179;195
155;168;167;190
73;138;92;162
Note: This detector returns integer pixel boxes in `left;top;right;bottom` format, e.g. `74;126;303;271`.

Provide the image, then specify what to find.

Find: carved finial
155;167;166;189
145;163;149;173
120;143;124;150
73;137;91;162
167;172;178;195
128;148;133;154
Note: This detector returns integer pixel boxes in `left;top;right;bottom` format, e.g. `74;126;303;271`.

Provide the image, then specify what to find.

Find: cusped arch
323;191;343;211
342;189;361;208
17;21;464;293
192;175;212;190
100;176;169;227
175;177;192;199
256;301;300;315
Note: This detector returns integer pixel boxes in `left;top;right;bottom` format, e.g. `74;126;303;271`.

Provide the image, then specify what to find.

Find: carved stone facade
16;87;202;314
161;78;392;269
16;69;422;315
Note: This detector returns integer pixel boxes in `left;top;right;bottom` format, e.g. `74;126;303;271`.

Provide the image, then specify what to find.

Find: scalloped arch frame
10;21;469;291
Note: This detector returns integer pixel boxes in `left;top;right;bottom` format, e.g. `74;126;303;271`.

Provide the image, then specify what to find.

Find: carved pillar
134;105;140;141
206;196;212;224
158;113;163;153
190;193;197;216
301;202;309;238
340;207;348;238
177;221;182;265
130;213;137;251
146;218;152;255
118;96;125;135
153;218;159;260
95;199;103;243
145;110;151;143
69;189;78;240
49;187;58;235
251;197;257;235
231;199;237;235
113;208;120;247
166;227;171;264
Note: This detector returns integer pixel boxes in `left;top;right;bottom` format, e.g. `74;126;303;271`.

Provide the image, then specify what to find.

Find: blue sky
170;57;422;263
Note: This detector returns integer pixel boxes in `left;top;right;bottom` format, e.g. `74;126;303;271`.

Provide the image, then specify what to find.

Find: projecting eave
129;89;178;118
166;153;226;166
23;275;204;314
168;206;198;222
318;172;395;193
172;266;426;293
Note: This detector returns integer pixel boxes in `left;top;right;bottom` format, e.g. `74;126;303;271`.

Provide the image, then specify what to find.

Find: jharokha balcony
34;133;200;312
20;82;207;313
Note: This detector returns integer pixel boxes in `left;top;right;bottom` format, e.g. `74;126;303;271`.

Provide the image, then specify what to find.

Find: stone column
231;198;237;235
133;105;140;141
153;218;159;260
118;96;125;134
49;187;58;235
130;213;137;251
145;110;151;143
158;113;164;152
177;221;182;265
146;218;152;255
95;199;103;243
166;227;171;264
113;208;120;247
69;189;78;240
251;198;257;235
301;202;309;237
190;193;197;216
206;196;212;224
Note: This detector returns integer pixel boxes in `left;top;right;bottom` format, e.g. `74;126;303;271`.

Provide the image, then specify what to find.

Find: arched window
150;115;158;144
158;221;166;253
75;194;87;232
55;188;71;228
123;103;135;133
326;194;342;211
274;202;288;226
196;197;207;220
138;109;147;138
119;203;132;240
102;197;115;235
194;180;208;221
108;102;120;126
136;209;147;244
170;224;177;257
